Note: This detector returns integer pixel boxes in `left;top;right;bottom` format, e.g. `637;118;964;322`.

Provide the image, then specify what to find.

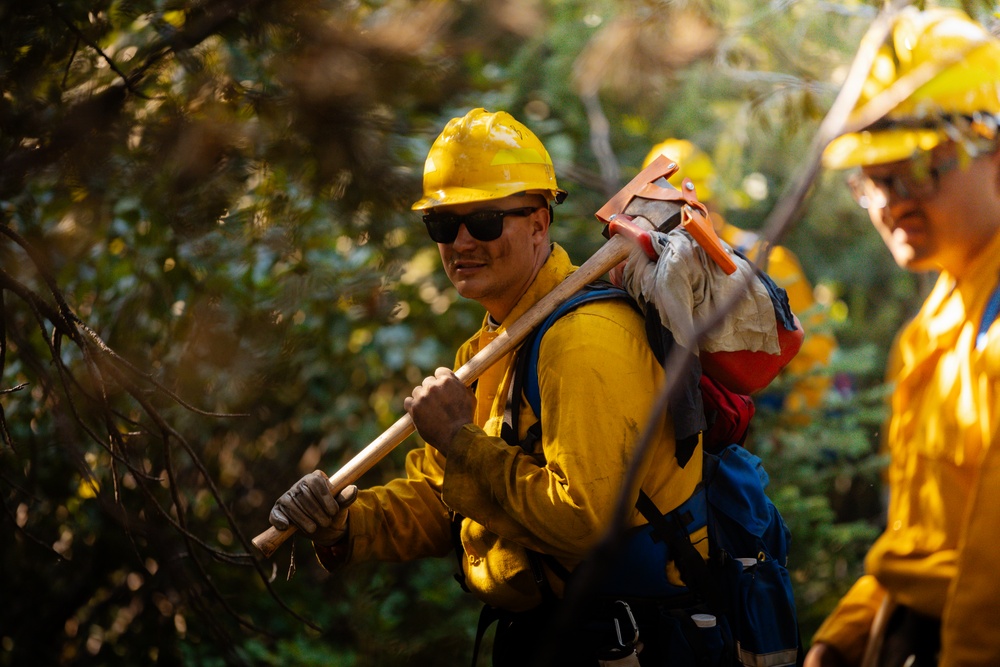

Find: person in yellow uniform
804;8;1000;667
265;109;708;665
642;139;839;417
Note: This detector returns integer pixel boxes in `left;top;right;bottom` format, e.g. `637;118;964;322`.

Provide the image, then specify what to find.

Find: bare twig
1;0;269;197
108;363;323;630
0;226;247;419
47;1;147;98
0;192;296;640
755;0;913;256
0;288;14;449
580;92;622;200
61;35;80;89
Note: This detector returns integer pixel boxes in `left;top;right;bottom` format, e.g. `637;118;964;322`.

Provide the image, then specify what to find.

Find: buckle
610;600;639;652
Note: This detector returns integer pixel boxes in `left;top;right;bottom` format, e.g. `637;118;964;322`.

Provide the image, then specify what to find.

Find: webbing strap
470;605;503;667
635;490;727;615
450;512;470;593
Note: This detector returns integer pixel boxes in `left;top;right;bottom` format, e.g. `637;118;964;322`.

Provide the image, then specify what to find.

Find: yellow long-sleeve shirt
328;244;703;611
813;229;1000;666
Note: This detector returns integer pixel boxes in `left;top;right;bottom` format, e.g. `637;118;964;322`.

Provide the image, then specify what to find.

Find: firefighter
642;138;840;418
804;8;1000;667
267;108;708;665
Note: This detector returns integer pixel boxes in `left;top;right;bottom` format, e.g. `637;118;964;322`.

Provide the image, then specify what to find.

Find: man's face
855;143;1000;275
426;194;550;321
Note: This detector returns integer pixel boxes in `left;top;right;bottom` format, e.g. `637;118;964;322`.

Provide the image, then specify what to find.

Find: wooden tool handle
252;233;643;558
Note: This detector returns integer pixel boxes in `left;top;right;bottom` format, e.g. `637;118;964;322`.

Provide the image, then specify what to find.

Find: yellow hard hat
411;108;567;210
824;7;1000;170
642;138;717;202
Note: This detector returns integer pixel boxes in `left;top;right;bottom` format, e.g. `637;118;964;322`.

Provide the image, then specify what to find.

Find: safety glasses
847;156;959;210
422;206;542;243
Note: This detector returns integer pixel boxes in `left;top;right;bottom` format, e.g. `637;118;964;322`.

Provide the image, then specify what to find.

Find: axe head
621;191;684;230
596;154;736;274
595;155;684;232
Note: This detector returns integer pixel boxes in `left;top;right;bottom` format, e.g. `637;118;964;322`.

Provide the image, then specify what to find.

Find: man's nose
451;223;478;248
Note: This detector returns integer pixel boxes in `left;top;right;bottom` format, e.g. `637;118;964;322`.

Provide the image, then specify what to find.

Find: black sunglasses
422;206;542;244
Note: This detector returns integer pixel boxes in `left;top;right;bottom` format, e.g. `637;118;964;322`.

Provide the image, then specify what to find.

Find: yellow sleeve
441;300;693;560
331;444;454;565
812;574;886;665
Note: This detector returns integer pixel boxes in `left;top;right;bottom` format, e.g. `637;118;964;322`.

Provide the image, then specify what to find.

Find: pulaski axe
252;155;735;558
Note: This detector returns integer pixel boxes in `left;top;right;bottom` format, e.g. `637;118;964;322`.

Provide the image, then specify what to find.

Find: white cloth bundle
617;226;780;355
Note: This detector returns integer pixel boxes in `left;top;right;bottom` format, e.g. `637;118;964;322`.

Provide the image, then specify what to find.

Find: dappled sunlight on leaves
573;8;720;99
3;0;978;663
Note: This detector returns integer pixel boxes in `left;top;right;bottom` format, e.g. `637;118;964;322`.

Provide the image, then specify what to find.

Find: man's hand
269;471;358;546
404;367;476;456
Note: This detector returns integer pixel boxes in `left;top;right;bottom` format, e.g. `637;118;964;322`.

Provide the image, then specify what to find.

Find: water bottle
691;613;726;666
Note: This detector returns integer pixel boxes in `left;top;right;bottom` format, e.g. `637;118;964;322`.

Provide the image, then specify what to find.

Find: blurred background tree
1;0;993;664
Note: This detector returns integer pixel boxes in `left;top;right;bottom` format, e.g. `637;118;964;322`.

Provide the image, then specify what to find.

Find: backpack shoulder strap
635;489;727;614
498;284;634;594
520;283;634;418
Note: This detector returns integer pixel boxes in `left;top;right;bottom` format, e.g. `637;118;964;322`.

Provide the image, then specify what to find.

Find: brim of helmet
411;187;568;211
822;127;947;169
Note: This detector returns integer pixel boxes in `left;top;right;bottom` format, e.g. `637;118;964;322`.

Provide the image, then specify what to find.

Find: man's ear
531;202;551;237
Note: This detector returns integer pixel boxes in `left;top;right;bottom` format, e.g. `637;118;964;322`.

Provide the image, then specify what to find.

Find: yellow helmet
642;138;717;202
411;108;567;210
824;7;1000;170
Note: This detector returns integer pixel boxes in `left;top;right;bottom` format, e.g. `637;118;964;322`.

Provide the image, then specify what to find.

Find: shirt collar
947;228;1000;313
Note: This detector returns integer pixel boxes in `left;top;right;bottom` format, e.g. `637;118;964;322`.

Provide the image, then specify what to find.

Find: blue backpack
507;284;802;667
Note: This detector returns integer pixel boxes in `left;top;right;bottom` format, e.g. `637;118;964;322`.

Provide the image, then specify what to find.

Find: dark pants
878;605;941;667
490;603;595;667
483;598;694;667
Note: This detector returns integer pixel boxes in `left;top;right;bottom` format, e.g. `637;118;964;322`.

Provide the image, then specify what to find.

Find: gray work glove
269;471;359;547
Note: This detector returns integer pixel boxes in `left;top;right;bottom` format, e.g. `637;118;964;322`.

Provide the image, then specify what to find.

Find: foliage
1;0;993;664
751;373;892;640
